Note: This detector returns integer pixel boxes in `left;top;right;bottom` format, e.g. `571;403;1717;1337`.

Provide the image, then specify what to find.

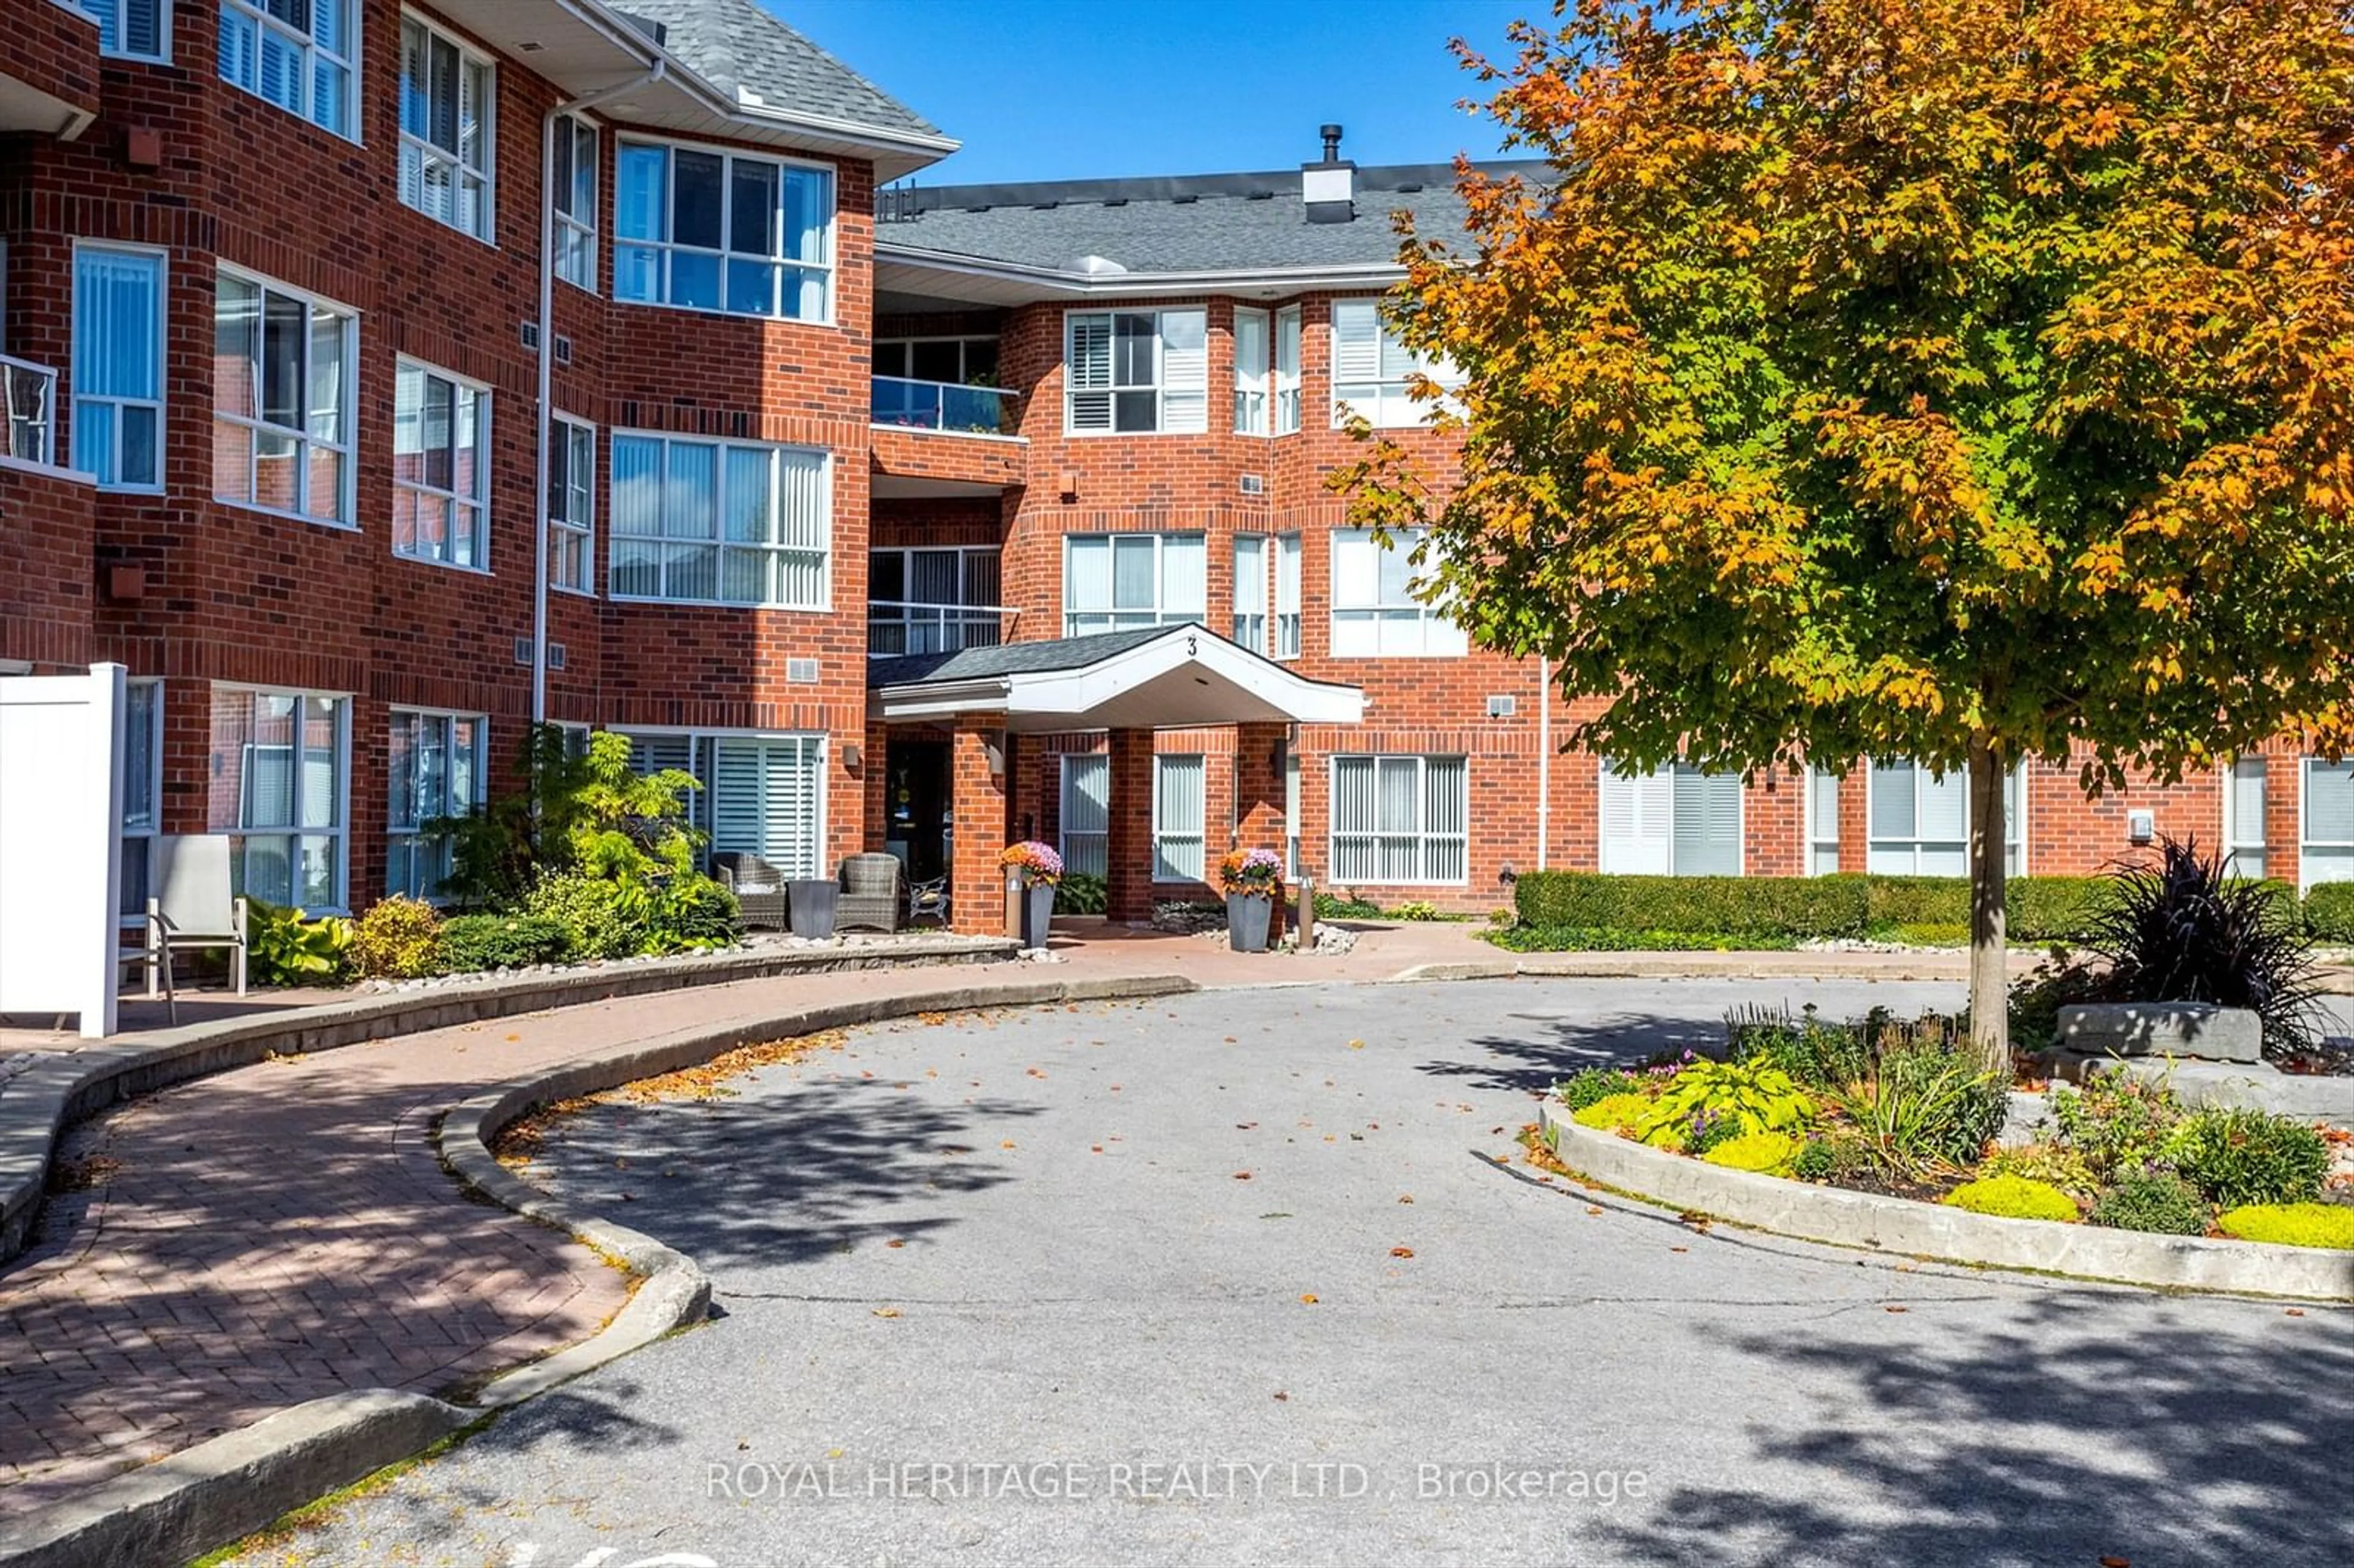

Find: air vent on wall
547;641;568;671
787;657;820;683
554;335;573;366
1486;694;1518;718
1238;474;1265;495
519;321;540;350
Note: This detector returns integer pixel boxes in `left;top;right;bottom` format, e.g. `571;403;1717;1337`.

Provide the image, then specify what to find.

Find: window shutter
1060;755;1110;878
623;731;693;779
1332;303;1383;384
1160;310;1208;433
1673;766;1742;877
2231;758;2268;847
1599;763;1672;875
1067;313;1112;431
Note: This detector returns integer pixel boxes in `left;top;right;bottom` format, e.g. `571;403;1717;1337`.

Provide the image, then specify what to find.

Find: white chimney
1301;123;1355;224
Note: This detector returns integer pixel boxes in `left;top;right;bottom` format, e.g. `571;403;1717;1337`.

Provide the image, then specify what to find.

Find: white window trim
386;707;486;903
1328;754;1470;887
212;682;353;913
1232;306;1270;436
612;134;839;328
1805;766;1842;877
398;12;497;245
118;676;163;926
548;411;596;597
611;726;829;876
67;0;171;63
1274;303;1302;435
606;428;834;611
218;0;357;141
70;239;168;495
1151;753;1207;884
552;111;599;294
212;264;359;530
1274;533;1302;660
873;335;999;381
1329;298;1462;430
392;357;492;573
1062;531;1208;636
1328;527;1465;658
1862;758;2026;877
2296;756;2354;891
2222;755;2268;881
1598;759;1746;877
1062;306;1209;436
1232;534;1268;653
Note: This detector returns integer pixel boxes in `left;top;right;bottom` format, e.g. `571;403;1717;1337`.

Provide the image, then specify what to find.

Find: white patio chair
144;834;249;1005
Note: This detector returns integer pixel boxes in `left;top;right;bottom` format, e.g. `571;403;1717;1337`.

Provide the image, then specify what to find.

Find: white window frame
392;359;490;571
70;240;167;493
1330;299;1462;428
1274;304;1302;434
552;112;599;292
1152;753;1206;883
118;676;162;924
386;707;486;902
1063;532;1206;636
2223;755;2268;881
1598;760;1745;877
612;727;828;878
1059;752;1108;880
209;683;352;913
1329;754;1469;886
1274;533;1302;659
1063;307;1208;435
548;412;595;595
1864;758;2024;877
398;13;495;242
612;136;837;325
1807;767;1842;876
1233;306;1270;435
1232;535;1267;652
2298;756;2354;890
607;430;832;610
218;0;356;139
74;0;169;63
211;265;357;528
1329;527;1466;657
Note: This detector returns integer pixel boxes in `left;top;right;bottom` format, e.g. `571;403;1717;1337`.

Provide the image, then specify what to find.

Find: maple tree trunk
1967;734;2009;1077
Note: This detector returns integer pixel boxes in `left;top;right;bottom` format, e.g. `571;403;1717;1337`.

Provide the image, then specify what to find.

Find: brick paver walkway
0;918;2021;1519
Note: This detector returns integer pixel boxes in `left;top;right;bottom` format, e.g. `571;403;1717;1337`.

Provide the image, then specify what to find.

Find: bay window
1275;533;1302;658
609;432;830;607
213;269;355;525
1064;533;1205;635
1274;304;1302;433
1233;535;1267;652
1233;307;1270;435
1065;308;1207;434
615;141;834;321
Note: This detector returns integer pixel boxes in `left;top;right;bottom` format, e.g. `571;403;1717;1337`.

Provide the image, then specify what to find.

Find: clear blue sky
777;0;1534;186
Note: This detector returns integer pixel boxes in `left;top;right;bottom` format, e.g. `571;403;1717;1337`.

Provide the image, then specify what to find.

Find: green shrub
1726;1004;1871;1090
1513;871;1866;938
2215;1203;2354;1249
1556;1067;1645;1111
1862;876;1968;931
1634;1059;1815;1146
1788;1138;1838;1181
244;898;352;987
1384;899;1442;921
1054;872;1108;915
650;872;739;951
1701;1130;1800;1174
1979;1141;2100;1200
348;895;443;980
1824;1026;2008;1175
1572;1092;1652;1132
2303;881;2354;943
1315;889;1385;920
519;870;644;960
2164;1108;2329;1209
2049;1070;2185;1182
1487;925;1799;953
437;913;573;973
2089;1170;2211;1235
1943;1174;2080;1222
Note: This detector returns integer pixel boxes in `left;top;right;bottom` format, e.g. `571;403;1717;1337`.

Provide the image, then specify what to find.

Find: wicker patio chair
836;853;903;932
710;852;789;931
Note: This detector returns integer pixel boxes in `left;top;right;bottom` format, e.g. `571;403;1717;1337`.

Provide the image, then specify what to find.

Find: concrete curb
0;934;1016;1266
1538;1100;2354;1300
0;1390;470;1568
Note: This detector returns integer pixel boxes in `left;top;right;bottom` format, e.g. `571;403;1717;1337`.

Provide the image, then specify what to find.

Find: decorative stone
2056;1002;2262;1064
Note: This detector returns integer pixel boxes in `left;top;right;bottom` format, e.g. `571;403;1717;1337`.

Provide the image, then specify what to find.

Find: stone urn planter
1225;892;1273;953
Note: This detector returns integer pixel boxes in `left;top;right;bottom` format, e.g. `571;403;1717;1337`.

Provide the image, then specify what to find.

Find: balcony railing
0;355;58;466
871;376;1020;437
869;601;1019;658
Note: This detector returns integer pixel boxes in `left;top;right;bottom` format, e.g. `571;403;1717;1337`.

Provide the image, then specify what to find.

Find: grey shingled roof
867;626;1181;688
875;161;1545;274
614;0;942;140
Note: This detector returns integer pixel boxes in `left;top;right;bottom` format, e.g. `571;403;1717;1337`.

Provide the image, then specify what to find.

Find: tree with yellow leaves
1338;0;2354;1069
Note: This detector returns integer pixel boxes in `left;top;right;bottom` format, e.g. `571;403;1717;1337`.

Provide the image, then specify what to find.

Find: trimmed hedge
2303;881;2354;943
1512;871;2114;942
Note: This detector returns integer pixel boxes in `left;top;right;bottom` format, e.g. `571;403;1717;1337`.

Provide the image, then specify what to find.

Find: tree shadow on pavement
1417;1011;1728;1095
1594;1290;2354;1566
525;1075;1045;1273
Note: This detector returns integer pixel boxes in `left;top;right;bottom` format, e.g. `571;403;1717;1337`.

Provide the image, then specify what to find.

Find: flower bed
1555;1005;2353;1249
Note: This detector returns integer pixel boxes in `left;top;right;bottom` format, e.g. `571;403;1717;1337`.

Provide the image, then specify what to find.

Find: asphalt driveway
229;977;2354;1567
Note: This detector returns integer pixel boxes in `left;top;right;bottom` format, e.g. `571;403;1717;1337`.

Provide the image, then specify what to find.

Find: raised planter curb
1538;1100;2354;1300
0;934;1015;1267
2037;1053;2354;1124
0;1389;470;1568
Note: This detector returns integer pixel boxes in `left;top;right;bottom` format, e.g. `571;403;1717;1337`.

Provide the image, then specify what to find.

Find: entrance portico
867;626;1364;932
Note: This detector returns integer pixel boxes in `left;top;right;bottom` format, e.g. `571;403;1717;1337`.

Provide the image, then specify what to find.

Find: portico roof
867;625;1365;733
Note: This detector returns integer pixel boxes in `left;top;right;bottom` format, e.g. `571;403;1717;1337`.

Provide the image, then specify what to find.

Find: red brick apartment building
0;0;2337;936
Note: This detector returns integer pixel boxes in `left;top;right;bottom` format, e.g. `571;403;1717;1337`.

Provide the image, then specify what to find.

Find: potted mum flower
1000;840;1062;950
1218;848;1284;953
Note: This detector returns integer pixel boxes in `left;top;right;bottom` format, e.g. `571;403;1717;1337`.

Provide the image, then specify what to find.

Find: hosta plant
1632;1059;1813;1147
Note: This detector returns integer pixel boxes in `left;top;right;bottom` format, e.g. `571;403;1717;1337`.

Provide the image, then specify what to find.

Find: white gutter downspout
533;60;665;728
1537;656;1551;871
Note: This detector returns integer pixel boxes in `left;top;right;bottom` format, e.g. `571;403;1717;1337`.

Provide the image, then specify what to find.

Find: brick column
1104;727;1156;925
948;716;1009;935
1233;721;1289;943
860;718;890;856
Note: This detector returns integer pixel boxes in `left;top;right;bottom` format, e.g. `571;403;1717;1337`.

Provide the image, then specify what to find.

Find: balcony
868;601;1019;658
872;376;1019;437
0;355;59;467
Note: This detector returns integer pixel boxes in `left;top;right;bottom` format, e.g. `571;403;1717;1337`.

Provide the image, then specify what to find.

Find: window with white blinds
218;0;354;137
1064;533;1206;635
77;0;167;60
616;729;825;877
1059;754;1109;878
1153;754;1206;881
1233;307;1270;435
1330;528;1466;657
1330;300;1462;428
1330;755;1468;885
208;685;348;910
609;433;829;607
1274;305;1302;433
1065;308;1208;434
1866;759;2022;876
71;243;166;490
1233;535;1267;652
1599;762;1742;877
2223;756;2268;880
1275;534;1302;658
2301;758;2354;888
1807;768;1841;875
118;679;161;921
399;17;494;241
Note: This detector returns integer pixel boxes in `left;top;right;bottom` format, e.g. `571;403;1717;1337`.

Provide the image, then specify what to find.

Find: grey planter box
788;880;839;940
1227;892;1273;953
1019;883;1056;949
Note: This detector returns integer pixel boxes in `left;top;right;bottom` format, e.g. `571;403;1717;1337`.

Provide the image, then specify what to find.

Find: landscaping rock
2057;1002;2262;1064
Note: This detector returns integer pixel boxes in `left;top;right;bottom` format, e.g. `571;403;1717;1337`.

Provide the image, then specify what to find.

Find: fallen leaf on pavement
1398;1194;1414;1204
1300;1294;1318;1304
1273;1392;1289;1402
1586;1206;1602;1216
1390;1247;1415;1258
872;1307;901;1319
886;1239;905;1249
1233;1171;1253;1181
1347;1040;1365;1049
1886;1305;1908;1314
